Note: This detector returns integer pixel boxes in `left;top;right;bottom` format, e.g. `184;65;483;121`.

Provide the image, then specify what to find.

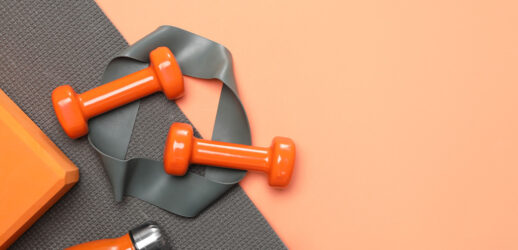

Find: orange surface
65;233;135;250
0;89;79;249
96;1;518;249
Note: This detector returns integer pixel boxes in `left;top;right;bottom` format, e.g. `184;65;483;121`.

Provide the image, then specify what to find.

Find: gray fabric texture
0;1;286;249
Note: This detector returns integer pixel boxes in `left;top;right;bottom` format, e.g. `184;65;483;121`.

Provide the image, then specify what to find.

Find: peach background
96;1;518;249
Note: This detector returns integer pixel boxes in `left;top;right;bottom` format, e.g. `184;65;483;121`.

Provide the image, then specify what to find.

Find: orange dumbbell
52;46;183;138
164;123;296;187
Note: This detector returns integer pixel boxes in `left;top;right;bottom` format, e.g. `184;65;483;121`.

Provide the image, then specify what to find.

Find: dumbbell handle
192;138;271;172
80;67;160;118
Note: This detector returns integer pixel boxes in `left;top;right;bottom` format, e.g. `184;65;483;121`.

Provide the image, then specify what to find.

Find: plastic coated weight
164;122;296;187
52;47;183;138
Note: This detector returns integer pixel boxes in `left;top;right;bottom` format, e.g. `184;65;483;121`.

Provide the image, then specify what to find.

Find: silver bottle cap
130;221;168;250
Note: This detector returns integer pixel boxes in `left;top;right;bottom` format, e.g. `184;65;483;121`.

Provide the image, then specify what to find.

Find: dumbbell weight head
163;122;194;176
149;47;184;100
51;85;87;139
268;137;296;187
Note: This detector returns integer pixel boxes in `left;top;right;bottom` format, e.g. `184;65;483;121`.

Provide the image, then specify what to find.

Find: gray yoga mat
0;0;285;249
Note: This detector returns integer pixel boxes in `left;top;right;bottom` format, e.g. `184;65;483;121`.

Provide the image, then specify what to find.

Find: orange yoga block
0;89;79;249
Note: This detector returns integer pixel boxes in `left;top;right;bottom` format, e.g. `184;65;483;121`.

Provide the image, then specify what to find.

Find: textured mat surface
0;1;285;249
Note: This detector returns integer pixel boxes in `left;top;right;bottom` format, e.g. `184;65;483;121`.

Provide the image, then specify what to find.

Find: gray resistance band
88;26;250;217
